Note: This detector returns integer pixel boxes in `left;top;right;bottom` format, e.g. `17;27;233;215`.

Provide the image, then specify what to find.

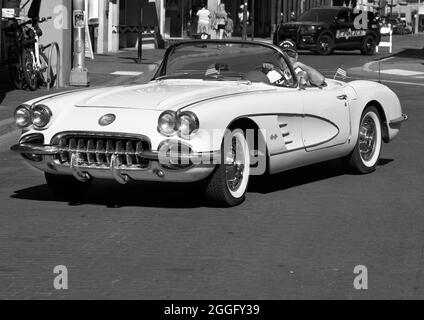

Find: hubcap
359;115;377;162
225;136;245;193
366;39;374;51
320;38;329;51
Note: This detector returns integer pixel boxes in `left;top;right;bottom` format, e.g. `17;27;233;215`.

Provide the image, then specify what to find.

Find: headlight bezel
30;104;52;130
177;111;199;139
14;104;32;129
158;110;200;139
157;110;179;137
14;104;52;130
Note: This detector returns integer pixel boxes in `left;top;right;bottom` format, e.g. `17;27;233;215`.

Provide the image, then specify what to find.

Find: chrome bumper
389;113;408;128
10;143;219;184
10;143;160;160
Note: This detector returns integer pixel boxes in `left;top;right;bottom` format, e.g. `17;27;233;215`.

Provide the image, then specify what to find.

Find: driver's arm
293;62;325;86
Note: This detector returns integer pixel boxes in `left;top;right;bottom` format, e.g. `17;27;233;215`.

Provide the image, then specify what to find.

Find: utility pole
0;0;2;65
251;0;255;41
242;1;247;41
417;0;421;34
70;0;89;86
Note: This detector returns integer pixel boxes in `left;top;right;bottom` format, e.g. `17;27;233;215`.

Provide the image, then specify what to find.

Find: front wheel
22;49;38;90
346;106;382;174
45;173;93;201
360;35;377;55
204;129;251;207
316;34;334;55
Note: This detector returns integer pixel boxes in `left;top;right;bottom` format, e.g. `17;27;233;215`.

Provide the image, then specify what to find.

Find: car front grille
51;133;151;169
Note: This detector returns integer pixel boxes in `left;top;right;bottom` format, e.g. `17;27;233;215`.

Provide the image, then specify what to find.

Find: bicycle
20;16;55;90
7;16;54;90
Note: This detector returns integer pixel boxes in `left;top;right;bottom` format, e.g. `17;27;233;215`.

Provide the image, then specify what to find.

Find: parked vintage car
273;6;381;55
11;40;407;206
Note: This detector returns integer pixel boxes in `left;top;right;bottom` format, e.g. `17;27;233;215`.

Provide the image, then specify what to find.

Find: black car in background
273;6;381;55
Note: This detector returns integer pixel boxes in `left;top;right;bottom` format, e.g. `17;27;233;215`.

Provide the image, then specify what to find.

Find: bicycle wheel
22;49;38;91
39;51;55;88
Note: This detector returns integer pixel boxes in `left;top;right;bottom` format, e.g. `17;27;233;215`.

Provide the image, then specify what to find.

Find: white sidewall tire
360;111;382;168
226;130;250;199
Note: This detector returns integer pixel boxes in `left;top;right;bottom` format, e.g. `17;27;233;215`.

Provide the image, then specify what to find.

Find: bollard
70;0;89;86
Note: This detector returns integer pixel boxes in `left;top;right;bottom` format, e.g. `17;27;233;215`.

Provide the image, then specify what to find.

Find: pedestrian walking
196;3;211;39
213;3;227;40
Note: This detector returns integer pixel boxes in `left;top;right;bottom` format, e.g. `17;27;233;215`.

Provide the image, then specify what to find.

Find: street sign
73;9;85;29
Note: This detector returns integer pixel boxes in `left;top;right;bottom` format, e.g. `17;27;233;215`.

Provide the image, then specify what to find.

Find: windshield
155;41;295;86
297;9;338;23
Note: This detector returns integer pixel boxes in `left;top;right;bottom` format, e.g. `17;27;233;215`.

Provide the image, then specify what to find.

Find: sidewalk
348;34;424;83
0;48;165;137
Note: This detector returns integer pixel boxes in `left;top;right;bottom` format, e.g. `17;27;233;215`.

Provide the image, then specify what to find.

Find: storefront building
159;0;333;39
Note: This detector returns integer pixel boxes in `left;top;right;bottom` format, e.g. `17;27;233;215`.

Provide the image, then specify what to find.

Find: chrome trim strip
11;144;220;164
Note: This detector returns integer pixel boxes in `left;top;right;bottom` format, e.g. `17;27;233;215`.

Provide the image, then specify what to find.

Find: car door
334;9;359;48
300;84;352;152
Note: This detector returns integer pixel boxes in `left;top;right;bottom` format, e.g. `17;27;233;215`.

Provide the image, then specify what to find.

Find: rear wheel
346;106;382;174
39;51;55;88
316;34;334;55
45;173;92;201
360;35;377;55
204;129;251;207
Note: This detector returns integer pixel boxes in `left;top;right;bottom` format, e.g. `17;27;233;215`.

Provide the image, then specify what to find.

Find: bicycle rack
44;42;60;90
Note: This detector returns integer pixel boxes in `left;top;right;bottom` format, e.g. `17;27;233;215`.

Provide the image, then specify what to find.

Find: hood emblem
99;114;116;126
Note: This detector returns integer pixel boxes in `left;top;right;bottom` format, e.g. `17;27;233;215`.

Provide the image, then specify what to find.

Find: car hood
40;80;271;112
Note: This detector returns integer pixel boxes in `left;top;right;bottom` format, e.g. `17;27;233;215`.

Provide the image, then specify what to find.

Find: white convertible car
11;40;407;206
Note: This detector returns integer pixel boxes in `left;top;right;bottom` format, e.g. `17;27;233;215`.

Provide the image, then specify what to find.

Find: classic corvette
11;40;407;206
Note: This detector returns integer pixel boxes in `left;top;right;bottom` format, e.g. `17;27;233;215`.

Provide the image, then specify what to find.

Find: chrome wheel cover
225;135;246;193
359;114;377;162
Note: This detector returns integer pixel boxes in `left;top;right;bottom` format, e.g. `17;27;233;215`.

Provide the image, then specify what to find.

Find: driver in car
263;42;325;87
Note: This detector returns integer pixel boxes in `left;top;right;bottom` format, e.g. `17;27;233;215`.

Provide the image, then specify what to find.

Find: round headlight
178;111;199;138
158;111;178;136
31;104;52;129
14;105;31;128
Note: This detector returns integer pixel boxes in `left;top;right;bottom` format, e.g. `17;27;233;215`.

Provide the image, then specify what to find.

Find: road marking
373;79;424;87
363;57;394;72
110;71;144;76
380;69;424;76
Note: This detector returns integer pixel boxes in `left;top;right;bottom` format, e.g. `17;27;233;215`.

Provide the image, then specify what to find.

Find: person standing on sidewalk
238;4;249;37
196;3;211;39
225;12;234;40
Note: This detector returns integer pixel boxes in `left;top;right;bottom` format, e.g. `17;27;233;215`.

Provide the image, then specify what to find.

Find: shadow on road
10;158;394;208
11;180;207;209
392;48;424;60
250;158;394;194
0;65;13;105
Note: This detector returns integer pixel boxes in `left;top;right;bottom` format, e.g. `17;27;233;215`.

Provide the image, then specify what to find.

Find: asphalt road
0;52;423;299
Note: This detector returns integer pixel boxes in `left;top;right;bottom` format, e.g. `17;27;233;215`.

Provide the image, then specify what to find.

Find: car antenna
378;59;381;83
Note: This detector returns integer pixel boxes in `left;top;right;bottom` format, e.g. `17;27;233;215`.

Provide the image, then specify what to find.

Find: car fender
347;80;403;143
